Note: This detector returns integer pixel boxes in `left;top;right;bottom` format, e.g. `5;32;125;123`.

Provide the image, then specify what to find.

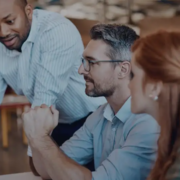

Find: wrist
30;135;50;150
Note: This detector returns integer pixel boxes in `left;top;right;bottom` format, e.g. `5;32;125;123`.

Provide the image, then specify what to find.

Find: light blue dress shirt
0;10;106;123
61;98;160;180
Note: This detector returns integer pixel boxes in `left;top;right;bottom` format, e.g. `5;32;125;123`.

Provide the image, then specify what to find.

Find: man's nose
0;24;10;38
78;63;89;75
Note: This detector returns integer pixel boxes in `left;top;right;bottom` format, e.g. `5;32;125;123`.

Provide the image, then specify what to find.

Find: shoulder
124;113;160;137
84;103;108;132
34;10;80;36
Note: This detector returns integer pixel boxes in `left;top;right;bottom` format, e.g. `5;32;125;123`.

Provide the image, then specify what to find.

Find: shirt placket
110;117;119;151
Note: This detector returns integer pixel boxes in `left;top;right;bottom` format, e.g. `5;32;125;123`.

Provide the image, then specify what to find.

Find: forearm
31;136;92;180
31;146;51;179
29;157;40;176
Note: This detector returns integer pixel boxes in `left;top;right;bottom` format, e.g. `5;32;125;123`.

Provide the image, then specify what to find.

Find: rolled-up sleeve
60;117;94;165
32;22;82;107
92;117;160;180
0;75;7;104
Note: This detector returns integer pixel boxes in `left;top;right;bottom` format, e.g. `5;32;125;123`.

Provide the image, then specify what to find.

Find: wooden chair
0;95;31;149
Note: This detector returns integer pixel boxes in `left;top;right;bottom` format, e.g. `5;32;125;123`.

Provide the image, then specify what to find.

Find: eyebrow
84;56;97;61
3;14;11;20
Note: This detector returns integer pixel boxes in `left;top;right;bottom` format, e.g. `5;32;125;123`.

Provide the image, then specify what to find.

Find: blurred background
1;0;180;175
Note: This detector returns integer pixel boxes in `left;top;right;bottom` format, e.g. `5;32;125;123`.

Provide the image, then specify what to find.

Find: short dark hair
90;24;139;61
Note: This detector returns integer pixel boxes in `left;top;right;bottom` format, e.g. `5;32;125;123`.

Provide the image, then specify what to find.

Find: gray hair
90;24;139;61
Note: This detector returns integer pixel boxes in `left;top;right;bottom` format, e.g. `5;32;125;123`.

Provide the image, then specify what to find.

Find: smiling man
23;24;160;180
0;0;31;50
0;0;106;173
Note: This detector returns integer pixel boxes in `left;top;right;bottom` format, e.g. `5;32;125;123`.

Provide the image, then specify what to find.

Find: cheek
129;78;140;97
13;19;22;32
91;68;113;83
88;71;96;82
130;78;144;114
14;18;29;36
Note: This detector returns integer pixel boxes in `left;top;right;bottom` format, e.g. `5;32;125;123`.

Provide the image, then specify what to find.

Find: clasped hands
22;104;59;145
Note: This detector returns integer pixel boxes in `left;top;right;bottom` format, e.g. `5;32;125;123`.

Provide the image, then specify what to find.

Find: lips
84;77;94;83
0;36;17;47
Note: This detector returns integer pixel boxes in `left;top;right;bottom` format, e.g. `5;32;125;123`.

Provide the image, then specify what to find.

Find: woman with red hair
129;31;180;180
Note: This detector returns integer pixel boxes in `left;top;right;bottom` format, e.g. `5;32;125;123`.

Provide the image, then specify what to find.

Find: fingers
50;105;59;127
34;104;51;113
22;108;33;119
24;107;31;113
33;106;39;110
51;105;58;116
41;104;48;109
22;108;34;119
33;105;50;114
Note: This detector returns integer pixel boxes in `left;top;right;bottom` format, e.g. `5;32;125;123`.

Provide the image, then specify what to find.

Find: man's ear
25;4;33;21
117;61;131;79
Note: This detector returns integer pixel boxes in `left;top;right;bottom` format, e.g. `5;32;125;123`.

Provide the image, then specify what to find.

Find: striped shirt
0;9;106;124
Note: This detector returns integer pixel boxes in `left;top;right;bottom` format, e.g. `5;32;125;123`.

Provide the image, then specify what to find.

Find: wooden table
0;172;41;180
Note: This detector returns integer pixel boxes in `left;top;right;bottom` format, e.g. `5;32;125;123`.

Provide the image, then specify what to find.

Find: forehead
83;39;111;60
0;0;20;19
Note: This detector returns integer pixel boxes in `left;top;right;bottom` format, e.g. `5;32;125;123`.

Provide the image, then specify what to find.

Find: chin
86;91;95;97
7;44;20;51
85;86;92;93
85;89;98;97
85;88;92;96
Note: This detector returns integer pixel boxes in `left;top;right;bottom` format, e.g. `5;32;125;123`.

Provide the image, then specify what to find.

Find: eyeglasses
81;57;124;72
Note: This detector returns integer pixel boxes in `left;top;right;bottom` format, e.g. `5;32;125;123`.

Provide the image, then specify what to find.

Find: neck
17;48;22;52
106;84;131;114
148;102;159;121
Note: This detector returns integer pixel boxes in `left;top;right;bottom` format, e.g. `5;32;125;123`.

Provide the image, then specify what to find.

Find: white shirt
0;9;106;124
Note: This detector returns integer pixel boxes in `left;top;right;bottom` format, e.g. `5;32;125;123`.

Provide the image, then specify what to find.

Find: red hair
132;31;180;180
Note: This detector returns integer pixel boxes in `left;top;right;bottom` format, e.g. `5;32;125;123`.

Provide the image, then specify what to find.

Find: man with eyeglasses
22;24;160;180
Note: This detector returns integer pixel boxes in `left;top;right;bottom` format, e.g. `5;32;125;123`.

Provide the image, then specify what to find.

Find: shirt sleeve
32;22;83;107
60;112;98;165
0;75;7;104
92;116;160;180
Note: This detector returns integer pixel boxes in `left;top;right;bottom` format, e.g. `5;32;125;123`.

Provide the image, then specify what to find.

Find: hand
22;104;59;144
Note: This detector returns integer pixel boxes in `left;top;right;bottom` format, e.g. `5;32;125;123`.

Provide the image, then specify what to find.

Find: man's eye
91;62;96;66
7;20;15;25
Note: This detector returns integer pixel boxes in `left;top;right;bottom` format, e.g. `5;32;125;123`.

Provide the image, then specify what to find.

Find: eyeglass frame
81;57;125;72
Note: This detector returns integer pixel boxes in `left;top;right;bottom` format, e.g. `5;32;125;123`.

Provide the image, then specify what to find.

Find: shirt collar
103;97;132;124
103;104;114;122
25;10;38;44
